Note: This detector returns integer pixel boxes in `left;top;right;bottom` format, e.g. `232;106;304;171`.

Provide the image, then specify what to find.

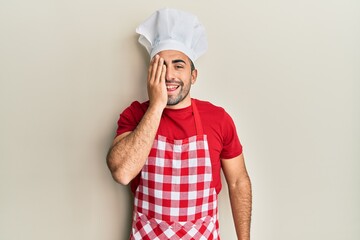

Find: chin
167;96;182;106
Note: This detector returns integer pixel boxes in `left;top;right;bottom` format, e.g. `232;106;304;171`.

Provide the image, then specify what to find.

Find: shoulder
119;100;149;124
193;98;237;132
193;99;225;112
116;100;150;136
127;100;149;111
193;99;228;119
122;100;149;116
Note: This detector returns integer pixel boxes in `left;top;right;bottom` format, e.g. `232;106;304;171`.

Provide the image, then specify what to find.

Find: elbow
107;161;132;185
106;154;132;186
110;169;132;186
106;145;139;186
228;176;252;193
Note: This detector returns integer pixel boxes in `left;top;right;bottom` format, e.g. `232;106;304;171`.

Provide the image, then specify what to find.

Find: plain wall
1;0;359;239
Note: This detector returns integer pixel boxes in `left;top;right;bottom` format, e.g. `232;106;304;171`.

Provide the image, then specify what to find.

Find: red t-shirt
116;98;243;194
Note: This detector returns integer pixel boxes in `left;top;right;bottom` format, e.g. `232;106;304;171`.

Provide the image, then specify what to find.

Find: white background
1;0;359;239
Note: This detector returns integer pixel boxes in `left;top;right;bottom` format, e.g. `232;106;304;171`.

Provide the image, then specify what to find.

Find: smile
166;85;179;92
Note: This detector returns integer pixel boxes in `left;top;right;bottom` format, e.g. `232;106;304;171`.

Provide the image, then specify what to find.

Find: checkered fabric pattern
131;212;218;240
130;134;220;239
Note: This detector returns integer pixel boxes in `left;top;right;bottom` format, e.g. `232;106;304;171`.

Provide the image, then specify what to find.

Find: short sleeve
220;111;243;159
116;101;147;137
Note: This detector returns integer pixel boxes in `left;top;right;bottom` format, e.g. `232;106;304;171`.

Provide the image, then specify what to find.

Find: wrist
148;102;165;115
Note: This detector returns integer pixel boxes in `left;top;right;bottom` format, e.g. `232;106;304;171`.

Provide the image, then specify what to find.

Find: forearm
228;176;252;240
107;105;163;185
107;55;167;185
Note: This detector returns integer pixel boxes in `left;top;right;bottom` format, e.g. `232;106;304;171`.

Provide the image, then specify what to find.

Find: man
107;8;252;240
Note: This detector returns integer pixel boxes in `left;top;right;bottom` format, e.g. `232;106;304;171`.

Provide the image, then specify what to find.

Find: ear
191;69;198;85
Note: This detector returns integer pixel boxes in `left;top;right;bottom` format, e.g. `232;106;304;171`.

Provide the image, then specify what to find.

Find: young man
107;8;252;240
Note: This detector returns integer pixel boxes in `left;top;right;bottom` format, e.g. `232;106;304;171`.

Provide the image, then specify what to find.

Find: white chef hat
136;8;208;62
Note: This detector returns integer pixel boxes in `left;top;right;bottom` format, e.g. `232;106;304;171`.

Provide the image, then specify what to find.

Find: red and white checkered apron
130;100;220;240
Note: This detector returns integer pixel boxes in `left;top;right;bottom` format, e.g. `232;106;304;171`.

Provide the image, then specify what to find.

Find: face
157;50;197;109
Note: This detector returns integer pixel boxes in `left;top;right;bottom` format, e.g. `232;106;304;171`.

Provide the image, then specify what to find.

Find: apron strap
191;99;204;136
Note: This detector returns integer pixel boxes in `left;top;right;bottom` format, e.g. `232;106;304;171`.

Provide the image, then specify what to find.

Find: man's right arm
106;105;163;185
106;55;167;185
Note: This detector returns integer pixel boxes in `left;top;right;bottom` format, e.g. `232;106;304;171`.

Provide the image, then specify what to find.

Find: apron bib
130;100;220;240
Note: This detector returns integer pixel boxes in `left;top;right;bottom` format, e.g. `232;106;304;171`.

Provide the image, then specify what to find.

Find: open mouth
166;85;179;92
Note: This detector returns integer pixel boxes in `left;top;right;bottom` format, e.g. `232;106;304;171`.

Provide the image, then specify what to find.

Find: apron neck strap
191;99;204;136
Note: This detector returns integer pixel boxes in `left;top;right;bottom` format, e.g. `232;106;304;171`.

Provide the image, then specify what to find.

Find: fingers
147;57;154;81
155;58;164;83
148;55;165;83
150;55;159;82
160;64;166;83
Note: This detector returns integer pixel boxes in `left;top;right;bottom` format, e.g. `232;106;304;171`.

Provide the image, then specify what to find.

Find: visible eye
175;65;184;69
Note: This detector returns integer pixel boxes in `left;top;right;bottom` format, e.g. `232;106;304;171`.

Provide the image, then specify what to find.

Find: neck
165;96;192;110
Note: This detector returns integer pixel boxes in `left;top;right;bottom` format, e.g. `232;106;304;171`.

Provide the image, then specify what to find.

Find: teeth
166;86;178;90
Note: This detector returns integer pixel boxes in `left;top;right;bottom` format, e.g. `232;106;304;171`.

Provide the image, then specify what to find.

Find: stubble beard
166;80;191;106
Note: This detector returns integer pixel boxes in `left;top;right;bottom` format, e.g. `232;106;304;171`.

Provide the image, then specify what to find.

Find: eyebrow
172;59;186;64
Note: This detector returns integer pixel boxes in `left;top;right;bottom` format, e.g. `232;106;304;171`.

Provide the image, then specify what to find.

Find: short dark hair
189;58;195;72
